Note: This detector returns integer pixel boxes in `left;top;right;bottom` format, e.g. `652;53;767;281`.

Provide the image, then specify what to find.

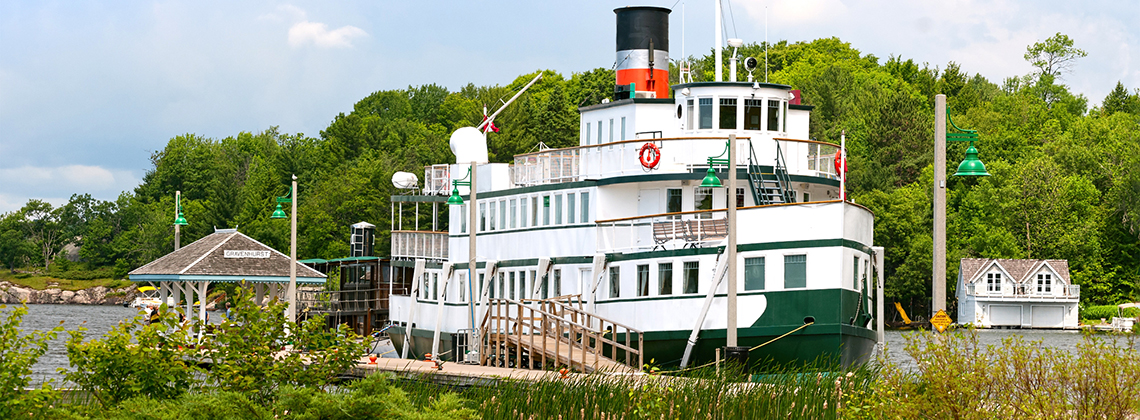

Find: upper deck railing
390;230;448;261
966;283;1080;299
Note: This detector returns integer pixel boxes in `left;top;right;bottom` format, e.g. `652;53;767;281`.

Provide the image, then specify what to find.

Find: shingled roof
959;258;1070;284
129;229;325;284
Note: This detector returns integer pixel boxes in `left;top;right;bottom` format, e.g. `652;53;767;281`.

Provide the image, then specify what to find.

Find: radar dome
391;172;418;189
449;127;489;164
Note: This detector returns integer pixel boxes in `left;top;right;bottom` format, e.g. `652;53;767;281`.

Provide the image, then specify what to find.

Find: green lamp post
174;191;188;250
270;175;299;324
933;94;989;324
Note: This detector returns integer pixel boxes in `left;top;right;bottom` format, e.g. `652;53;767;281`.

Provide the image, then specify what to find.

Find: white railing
423;164;451;196
391;230;448;260
596;209;729;253
967;283;1080;299
776;139;840;180
513;148;581;186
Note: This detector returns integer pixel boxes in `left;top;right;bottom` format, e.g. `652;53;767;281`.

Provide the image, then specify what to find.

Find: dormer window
719;98;737;129
1036;273;1053;294
986;272;1001;292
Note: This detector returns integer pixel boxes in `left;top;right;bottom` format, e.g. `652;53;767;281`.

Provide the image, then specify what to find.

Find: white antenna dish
392;172;419;189
727;38;743;48
450;127;489;164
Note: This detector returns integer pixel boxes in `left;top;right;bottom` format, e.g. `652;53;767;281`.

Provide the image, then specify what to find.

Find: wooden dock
349;356;621;387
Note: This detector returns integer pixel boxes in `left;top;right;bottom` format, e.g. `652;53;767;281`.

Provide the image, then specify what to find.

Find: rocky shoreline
0;281;137;305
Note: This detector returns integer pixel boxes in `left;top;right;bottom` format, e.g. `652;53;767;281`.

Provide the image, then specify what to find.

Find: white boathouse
956;258;1079;329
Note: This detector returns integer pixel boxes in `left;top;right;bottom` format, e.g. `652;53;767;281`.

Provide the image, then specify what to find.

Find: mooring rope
659;321;815;374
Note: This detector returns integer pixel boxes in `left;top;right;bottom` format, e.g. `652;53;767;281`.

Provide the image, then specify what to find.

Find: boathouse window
744;99;763;130
667;188;682;218
1037;273;1052;294
479;203;486;232
510;199;517;229
610;266;621;298
785;255;807;288
658;262;673;295
460;204;467;233
568;193;577;223
987;272;1001;293
489;202;496;231
686;98;695;129
683;261;700;294
699;98;713;129
767;100;780;131
621;117;627;141
586;122;592;145
745;257;765;291
553;269;562;297
637;264;650;297
580;192;590;223
520;198;528;228
694;187;713;218
555;194;563;225
719;98;737;130
543;196;551;225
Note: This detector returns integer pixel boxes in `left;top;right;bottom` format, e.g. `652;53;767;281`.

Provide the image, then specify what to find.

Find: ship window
530;270;537;297
699;98;713;129
719;98;737;130
1037;273;1052;293
694;187;713;218
460;204;467;233
520;198;528;228
803;192;811;202
658;262;673;295
432;273;438;301
499;272;506;299
459;273;466;302
568;193;576;224
609;119;614;143
421;273;428;299
489;201;496;231
987;272;1001;292
531;196;539;226
621;117;627;141
597;120;603;144
510;199;517;229
637;264;650;297
499;200;506;231
735;187;745;208
683;261;699;294
519;271;526;299
586;122;592;145
686;98;695;129
853;256;860;290
478;273;484;298
543;196;551;225
555;194;563;225
767;100;780;131
667;188;682;218
744;99;763;130
782;101;787;132
785;254;807;288
553;269;561;297
479;203;486;232
745;257;765;291
580;192;590;223
610;266;621;298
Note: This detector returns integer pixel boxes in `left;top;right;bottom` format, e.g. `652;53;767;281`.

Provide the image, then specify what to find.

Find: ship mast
714;0;723;82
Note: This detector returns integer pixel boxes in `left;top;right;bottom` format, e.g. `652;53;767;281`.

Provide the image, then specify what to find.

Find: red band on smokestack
614;7;670;99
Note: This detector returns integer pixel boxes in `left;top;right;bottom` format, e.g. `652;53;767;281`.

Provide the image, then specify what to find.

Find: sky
1;0;1137;214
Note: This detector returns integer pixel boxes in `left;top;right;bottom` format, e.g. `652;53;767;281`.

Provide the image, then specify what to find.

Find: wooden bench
651;220;687;250
685;218;729;246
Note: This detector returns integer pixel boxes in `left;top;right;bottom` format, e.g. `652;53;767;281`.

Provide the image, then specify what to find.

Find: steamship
385;5;883;370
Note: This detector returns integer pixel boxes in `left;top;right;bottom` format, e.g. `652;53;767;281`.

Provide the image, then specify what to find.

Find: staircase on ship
746;141;795;205
474;295;643;373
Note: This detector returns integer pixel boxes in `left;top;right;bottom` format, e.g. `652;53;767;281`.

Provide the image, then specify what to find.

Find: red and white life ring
833;150;847;174
639;143;662;169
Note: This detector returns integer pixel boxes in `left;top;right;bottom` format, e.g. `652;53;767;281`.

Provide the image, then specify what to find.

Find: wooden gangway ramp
478;296;642;374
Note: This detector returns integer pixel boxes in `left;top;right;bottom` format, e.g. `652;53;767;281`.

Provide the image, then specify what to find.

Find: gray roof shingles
129;230;324;279
959;258;1070;284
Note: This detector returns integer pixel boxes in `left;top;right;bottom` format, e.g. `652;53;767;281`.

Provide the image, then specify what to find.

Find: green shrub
0;304;63;419
1082;304;1122;320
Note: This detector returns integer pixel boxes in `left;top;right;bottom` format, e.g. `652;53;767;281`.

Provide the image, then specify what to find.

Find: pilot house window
699;98;713;129
719;98;737;130
767;100;780;131
744;99;763;130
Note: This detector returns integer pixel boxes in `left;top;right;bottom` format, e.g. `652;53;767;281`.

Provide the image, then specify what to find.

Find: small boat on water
124;286;176;308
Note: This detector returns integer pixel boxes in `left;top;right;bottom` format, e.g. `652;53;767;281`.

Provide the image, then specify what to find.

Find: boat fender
639;143;661;169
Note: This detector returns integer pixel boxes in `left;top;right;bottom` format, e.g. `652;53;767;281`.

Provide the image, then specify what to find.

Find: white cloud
288;21;367;48
0;165;140;213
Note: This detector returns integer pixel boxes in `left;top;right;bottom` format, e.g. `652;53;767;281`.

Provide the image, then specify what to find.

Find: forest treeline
2;34;1138;310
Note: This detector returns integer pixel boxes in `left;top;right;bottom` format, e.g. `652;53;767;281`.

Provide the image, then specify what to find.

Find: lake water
7;304;1137;385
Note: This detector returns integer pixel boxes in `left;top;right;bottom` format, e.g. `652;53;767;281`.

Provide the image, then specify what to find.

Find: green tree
0;305;62;419
1102;81;1140;115
1024;33;1087;79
